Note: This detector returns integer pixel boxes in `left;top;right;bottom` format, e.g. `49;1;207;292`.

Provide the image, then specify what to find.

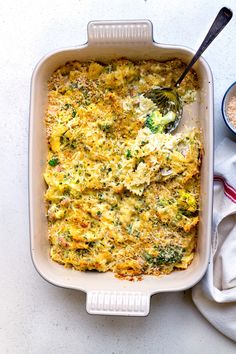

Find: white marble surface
1;0;236;353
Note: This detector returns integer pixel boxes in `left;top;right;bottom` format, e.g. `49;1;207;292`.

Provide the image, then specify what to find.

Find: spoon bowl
145;7;232;133
145;87;182;133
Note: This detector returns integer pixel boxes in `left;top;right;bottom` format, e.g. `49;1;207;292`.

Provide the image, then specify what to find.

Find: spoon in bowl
145;7;233;133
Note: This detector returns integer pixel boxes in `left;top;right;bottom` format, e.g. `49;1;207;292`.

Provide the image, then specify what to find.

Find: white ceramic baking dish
29;20;213;316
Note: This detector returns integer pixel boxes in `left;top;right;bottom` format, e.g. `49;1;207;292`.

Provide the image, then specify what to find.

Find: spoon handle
175;7;233;88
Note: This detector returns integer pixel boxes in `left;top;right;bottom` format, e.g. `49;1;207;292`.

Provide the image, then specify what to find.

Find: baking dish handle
87;20;153;45
86;291;150;316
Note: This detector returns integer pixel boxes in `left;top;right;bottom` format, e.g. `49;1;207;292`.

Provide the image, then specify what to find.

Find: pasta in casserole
44;59;201;279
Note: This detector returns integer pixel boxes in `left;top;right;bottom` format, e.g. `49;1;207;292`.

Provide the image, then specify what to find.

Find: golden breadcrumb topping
44;59;201;279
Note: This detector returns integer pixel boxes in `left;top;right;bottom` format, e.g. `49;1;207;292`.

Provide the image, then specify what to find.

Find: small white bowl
222;81;236;134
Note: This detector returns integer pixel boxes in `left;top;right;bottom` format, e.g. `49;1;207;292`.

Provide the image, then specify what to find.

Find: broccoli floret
145;110;176;133
48;157;59;167
178;191;197;213
145;244;184;266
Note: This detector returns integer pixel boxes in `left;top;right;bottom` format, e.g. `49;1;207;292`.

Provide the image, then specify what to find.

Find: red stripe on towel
214;175;236;203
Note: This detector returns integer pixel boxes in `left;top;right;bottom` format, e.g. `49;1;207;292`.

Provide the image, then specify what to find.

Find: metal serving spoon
145;7;233;133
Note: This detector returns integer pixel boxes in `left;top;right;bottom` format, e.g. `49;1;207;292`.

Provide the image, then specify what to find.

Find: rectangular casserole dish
29;20;213;316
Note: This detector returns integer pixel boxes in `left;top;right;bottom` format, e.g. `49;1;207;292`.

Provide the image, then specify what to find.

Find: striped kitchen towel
192;138;236;342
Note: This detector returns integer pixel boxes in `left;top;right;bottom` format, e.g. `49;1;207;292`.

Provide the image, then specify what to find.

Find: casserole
29;20;213;316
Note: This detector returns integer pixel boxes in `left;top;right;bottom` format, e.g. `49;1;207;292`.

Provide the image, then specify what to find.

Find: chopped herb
157;198;169;208
104;64;113;73
98;123;112;132
140;140;148;147
98;193;104;201
76;249;89;256
127;224;133;234
126;149;132;159
63;103;71;110
70;140;77;149
60;135;70;146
